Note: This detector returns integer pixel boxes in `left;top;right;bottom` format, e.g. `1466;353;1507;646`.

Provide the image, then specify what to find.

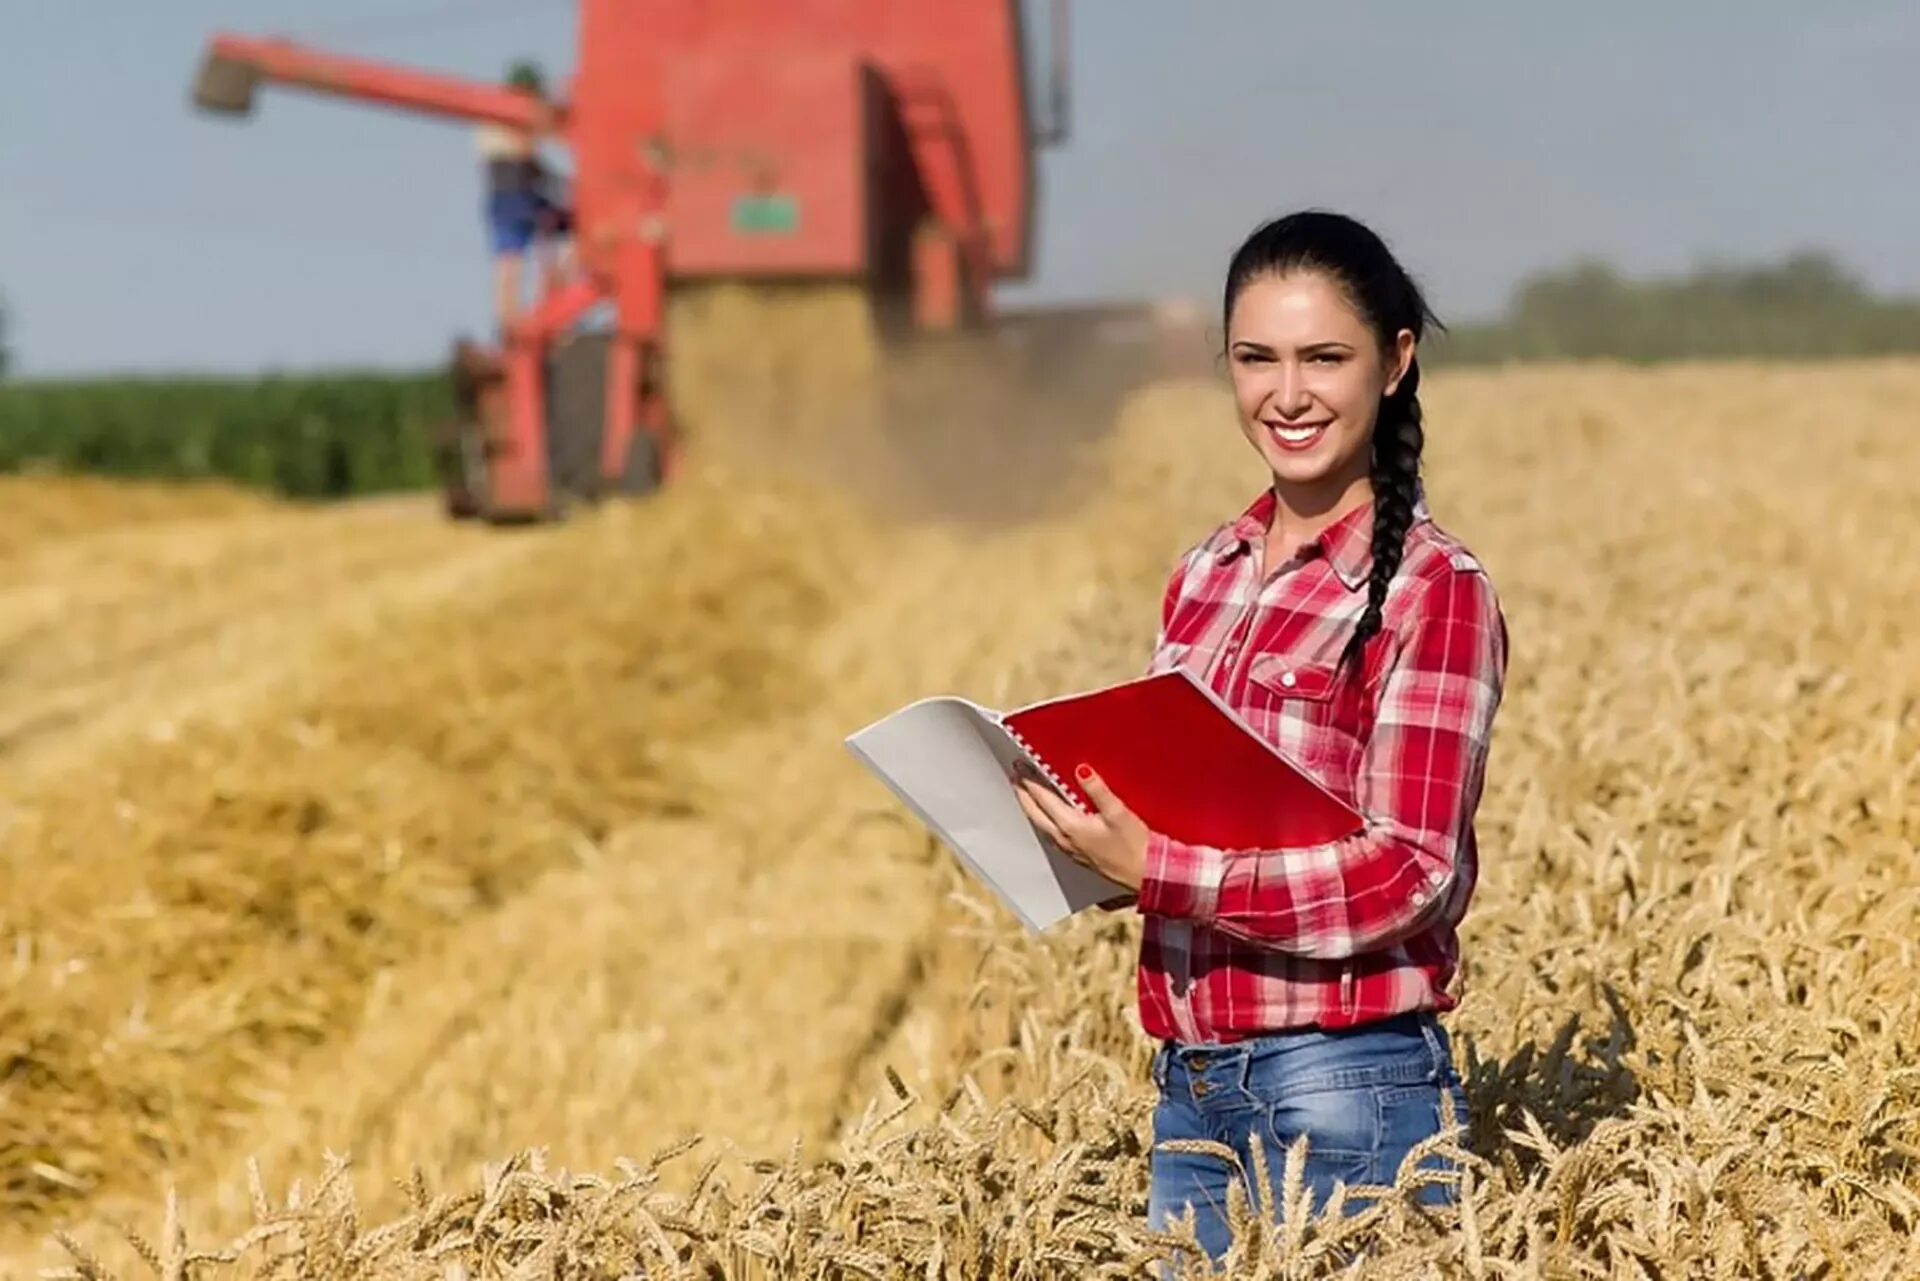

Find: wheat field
3;357;1918;1279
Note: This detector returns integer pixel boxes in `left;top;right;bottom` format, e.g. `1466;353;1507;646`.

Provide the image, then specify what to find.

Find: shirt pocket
1245;655;1356;779
1247;654;1341;704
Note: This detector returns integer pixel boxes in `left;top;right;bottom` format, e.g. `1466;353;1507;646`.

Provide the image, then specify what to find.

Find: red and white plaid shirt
1135;486;1508;1043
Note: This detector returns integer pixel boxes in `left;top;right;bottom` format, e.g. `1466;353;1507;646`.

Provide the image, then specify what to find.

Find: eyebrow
1228;340;1356;355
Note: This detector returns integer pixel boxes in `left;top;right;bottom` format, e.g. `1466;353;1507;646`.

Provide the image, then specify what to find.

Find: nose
1273;363;1311;419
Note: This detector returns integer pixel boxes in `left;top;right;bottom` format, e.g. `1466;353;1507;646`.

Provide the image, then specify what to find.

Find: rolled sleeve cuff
1137;832;1228;922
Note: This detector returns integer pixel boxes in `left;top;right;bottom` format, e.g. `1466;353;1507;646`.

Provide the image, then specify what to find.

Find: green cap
505;60;545;95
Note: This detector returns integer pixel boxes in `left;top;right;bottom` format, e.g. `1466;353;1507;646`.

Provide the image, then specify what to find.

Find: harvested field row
10;360;1920;1279
0;380;1227;1262
0;495;532;779
0;465;857;1229
0;284;1149;1247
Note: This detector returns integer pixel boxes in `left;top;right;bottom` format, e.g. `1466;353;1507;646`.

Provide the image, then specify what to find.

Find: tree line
2;249;1917;496
1430;250;1920;364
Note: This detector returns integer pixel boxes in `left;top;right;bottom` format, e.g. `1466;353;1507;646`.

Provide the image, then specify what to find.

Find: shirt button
1280;670;1298;688
1191;1081;1211;1098
1411;889;1428;907
1427;869;1446;887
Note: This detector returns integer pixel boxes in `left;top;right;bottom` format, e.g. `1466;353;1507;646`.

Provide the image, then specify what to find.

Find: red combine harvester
193;0;1071;522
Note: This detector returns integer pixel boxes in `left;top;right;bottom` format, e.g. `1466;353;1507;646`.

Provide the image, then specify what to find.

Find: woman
1013;210;1508;1262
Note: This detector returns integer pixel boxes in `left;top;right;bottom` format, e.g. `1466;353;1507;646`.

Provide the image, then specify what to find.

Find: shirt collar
1213;484;1431;592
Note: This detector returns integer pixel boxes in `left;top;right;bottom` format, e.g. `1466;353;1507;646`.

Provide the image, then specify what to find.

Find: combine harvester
191;0;1194;524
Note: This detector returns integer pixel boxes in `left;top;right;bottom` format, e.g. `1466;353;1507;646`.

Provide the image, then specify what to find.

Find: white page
844;696;1129;933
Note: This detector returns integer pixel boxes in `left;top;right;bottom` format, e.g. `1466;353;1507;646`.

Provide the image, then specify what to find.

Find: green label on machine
730;193;800;236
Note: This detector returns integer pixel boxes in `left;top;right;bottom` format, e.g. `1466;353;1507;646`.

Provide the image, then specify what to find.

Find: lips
1266;420;1330;452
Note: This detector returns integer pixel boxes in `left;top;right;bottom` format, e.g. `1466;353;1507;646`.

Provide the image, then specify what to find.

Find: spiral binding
1004;723;1091;815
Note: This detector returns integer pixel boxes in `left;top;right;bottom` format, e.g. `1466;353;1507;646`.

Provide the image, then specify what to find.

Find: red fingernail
1075;764;1093;780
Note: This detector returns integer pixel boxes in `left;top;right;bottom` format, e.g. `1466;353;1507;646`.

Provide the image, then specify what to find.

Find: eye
1232;349;1273;366
1309;352;1345;366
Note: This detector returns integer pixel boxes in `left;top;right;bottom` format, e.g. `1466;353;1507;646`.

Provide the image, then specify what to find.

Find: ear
1383;329;1416;397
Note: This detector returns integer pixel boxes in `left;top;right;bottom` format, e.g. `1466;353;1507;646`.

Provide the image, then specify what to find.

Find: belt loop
1151;1041;1171;1090
1417;1016;1445;1083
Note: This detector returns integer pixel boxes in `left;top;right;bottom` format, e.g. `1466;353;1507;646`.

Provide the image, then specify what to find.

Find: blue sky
3;1;1916;377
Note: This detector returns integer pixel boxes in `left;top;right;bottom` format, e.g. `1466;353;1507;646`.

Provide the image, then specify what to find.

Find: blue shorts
487;190;570;257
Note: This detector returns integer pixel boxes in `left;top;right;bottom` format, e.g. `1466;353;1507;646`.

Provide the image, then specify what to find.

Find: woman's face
1226;270;1414;498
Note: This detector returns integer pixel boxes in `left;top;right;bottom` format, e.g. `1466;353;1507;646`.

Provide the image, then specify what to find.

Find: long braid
1342;358;1426;668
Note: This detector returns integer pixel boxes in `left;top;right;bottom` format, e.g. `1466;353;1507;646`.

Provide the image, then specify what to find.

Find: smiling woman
1013;209;1510;1265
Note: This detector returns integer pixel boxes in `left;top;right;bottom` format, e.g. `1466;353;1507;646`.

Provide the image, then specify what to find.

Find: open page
844;696;1129;933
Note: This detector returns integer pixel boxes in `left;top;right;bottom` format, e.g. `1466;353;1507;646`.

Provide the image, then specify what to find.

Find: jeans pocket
1375;1081;1465;1204
1259;1086;1377;1192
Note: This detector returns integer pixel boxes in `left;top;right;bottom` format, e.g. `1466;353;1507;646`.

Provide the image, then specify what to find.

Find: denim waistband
1152;1011;1453;1097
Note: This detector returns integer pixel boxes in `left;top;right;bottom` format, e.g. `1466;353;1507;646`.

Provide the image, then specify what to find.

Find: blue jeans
1147;1011;1469;1265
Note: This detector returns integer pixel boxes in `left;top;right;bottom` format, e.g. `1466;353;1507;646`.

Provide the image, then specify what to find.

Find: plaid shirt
1135;487;1508;1043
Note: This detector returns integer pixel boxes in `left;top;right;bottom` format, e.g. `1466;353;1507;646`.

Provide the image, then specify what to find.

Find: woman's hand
1012;764;1150;895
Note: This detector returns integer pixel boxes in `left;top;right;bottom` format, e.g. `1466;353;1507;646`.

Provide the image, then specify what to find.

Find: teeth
1274;425;1322;443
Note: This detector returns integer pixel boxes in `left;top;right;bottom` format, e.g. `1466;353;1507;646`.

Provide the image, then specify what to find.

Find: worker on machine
477;60;572;332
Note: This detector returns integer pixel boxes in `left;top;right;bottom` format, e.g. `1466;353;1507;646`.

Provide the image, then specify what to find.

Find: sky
2;1;1917;377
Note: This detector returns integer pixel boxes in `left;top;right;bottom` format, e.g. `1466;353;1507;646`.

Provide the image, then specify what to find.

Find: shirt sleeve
1136;564;1508;958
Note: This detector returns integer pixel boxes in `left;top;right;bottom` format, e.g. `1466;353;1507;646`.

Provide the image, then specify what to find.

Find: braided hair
1221;210;1442;669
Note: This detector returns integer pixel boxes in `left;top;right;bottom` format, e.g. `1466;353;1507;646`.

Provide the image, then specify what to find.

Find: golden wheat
0;475;267;561
7;359;1920;1279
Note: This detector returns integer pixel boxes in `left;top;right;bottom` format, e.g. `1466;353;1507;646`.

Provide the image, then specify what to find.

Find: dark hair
1222;210;1443;667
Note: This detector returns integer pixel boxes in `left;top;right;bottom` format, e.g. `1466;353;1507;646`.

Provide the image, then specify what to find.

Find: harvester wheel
613;347;667;496
545;332;610;505
430;417;488;519
543;330;666;502
616;428;663;496
454;423;491;518
442;339;505;520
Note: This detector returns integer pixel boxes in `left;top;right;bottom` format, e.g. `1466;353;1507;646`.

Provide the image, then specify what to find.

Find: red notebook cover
1001;668;1363;851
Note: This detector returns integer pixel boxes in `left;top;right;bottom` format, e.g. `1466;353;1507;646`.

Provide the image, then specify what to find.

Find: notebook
843;667;1363;933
